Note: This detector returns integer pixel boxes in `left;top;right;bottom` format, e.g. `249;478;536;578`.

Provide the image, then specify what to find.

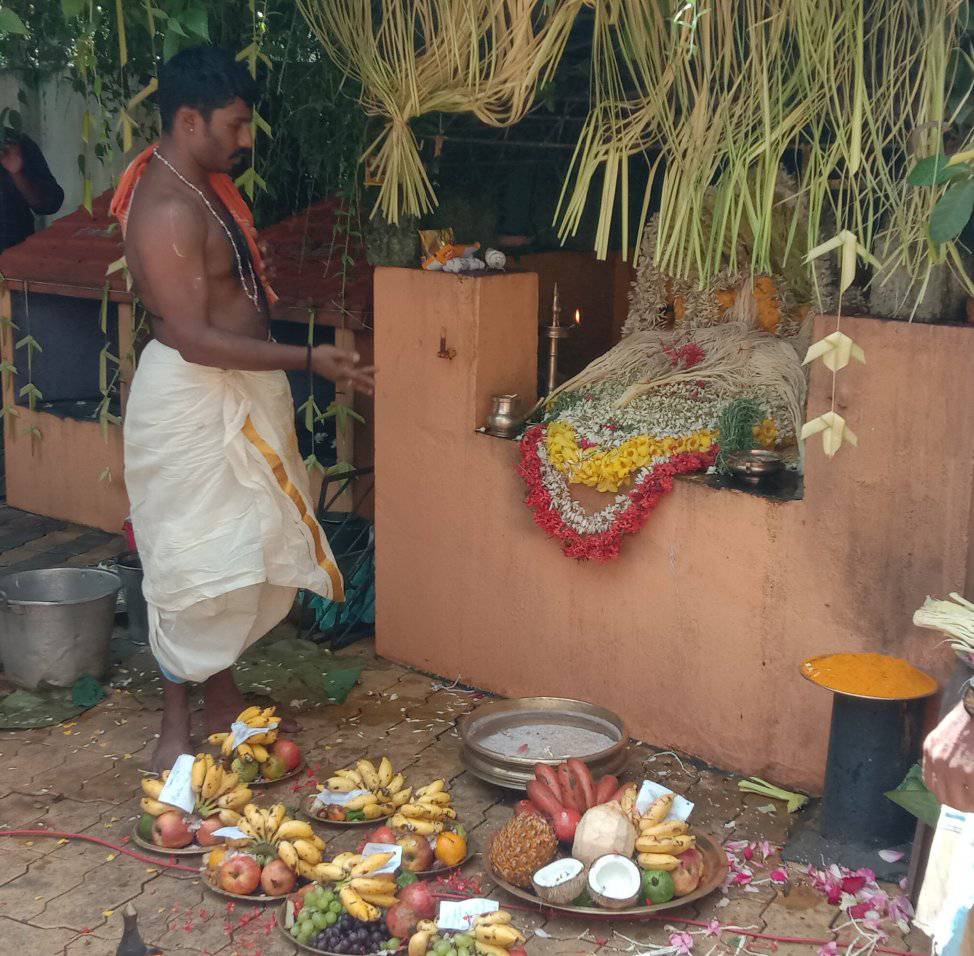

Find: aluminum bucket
0;567;122;689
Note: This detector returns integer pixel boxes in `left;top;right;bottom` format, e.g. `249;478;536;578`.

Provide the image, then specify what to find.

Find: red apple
398;834;435;873
260;857;297;896
261;755;287;781
152;811;193;848
218;855;262;895
271;739;302;772
398;881;436;920
196;817;226;847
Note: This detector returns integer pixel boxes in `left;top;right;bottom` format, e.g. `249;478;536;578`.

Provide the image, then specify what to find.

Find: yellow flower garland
546;417;778;494
546;422;718;493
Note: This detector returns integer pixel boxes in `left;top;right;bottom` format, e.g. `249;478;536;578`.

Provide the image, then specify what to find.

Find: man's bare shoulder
127;178;206;253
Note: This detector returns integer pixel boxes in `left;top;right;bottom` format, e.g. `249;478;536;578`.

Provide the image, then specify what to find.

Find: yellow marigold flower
753;418;778;449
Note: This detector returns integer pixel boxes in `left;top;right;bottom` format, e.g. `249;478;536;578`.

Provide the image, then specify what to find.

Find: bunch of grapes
427;933;476;956
290;887;345;948
313;914;394;954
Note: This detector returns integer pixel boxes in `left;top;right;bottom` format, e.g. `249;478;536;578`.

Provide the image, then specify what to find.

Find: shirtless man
113;46;373;770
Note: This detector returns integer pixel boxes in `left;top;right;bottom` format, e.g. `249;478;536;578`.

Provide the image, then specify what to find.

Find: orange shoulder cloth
109;145;278;306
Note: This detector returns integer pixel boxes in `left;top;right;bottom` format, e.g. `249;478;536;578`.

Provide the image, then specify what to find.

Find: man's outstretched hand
311;344;375;395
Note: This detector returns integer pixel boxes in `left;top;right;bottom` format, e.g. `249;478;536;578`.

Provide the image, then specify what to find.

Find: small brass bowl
725;448;784;483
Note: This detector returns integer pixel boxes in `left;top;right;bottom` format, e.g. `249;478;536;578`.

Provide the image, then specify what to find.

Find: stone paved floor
0;509;932;956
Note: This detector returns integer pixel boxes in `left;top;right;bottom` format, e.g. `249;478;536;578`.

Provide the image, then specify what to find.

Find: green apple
232;756;260;784
261;755;287;781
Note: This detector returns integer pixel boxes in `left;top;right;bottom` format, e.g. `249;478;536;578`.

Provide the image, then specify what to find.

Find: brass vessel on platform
485;394;522;438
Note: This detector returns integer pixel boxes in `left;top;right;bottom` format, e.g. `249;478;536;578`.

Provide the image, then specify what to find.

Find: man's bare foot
203;668;248;734
150;678;192;773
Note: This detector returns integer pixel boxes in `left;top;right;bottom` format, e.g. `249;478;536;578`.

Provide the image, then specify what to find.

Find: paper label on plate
230;720;279;749
213;826;248;840
362;843;402;874
313;788;370;808
157;754;196;814
635;780;694;821
437;899;499;931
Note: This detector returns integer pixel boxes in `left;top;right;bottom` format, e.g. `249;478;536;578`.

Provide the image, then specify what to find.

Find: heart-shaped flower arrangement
518;337;795;561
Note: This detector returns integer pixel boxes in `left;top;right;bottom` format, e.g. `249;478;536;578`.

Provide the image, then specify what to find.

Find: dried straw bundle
914;594;974;664
550;320;808;440
298;0;581;223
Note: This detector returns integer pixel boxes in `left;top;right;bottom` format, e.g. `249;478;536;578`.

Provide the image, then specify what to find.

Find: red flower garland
518;425;717;561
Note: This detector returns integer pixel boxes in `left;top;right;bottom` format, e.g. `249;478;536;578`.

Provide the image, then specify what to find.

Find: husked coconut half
532;858;587;906
587;854;642;910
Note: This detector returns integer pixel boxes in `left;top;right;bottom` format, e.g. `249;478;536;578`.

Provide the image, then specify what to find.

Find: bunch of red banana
515;759;624;841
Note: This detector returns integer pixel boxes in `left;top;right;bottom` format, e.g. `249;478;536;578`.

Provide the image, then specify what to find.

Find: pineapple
487;813;558;888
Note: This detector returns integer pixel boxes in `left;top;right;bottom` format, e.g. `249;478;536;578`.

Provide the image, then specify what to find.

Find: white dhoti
123;340;344;683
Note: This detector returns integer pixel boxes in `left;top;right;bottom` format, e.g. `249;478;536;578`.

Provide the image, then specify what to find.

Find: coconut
587;854;642;910
572;802;637;866
531;858;587;906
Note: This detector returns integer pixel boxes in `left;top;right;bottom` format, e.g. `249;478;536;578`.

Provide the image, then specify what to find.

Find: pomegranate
261;858;297;896
385;902;419;939
398;881;436;920
550;807;582;843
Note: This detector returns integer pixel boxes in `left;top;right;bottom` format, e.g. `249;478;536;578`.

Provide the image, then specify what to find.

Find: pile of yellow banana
230;802;330;875
321;757;412;818
634;794;696;870
303;850;400;918
208;705;279;759
390;778;455;836
139;753;253;820
408;911;525;956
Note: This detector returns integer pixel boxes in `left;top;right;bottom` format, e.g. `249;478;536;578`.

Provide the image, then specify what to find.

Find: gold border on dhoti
242;415;345;602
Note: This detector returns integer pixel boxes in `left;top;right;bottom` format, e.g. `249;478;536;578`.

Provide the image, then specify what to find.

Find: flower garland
518;321;805;561
519;424;716;561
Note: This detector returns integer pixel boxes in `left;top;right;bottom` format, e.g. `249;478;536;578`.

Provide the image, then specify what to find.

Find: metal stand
820;693;925;846
542;282;573;395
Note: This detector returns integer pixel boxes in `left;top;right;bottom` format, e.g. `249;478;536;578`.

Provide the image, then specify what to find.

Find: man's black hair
158;45;257;132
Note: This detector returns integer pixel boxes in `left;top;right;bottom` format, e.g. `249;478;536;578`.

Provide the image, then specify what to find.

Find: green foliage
909;152;974;243
715;397;763;474
0;0;367;228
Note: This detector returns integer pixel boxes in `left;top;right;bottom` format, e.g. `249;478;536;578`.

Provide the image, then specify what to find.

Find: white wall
1;69;144;224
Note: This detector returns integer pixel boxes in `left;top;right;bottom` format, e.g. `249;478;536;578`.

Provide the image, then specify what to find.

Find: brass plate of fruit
278;893;402;955
130;824;208;856
247;760;307;787
303;794;392;827
278;923;398;956
201;870;288;904
485;830;727;917
458;697;628;791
